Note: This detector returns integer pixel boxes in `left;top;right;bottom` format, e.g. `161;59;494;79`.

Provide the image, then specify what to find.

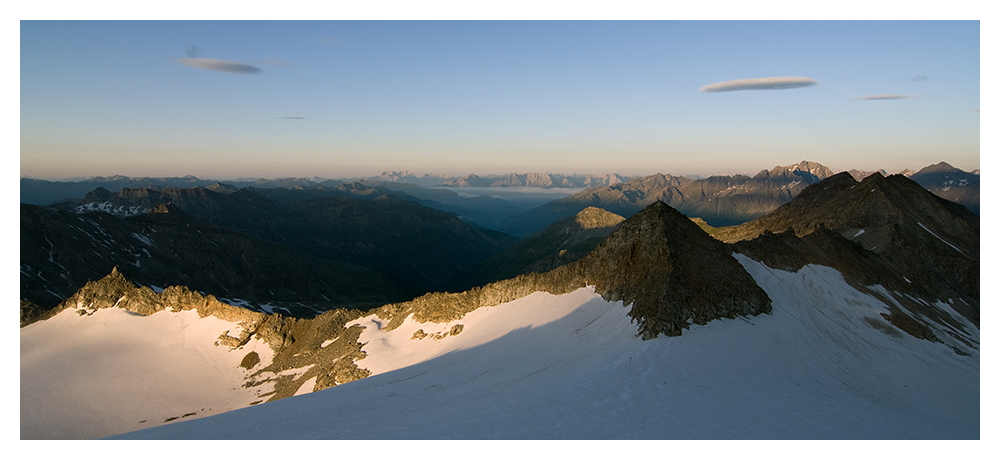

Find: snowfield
20;307;275;440
107;257;978;440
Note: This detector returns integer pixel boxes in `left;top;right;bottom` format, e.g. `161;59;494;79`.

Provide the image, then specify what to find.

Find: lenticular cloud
852;94;912;100
176;58;261;74
699;76;818;92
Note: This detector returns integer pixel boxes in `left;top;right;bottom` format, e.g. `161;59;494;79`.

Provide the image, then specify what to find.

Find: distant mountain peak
916;161;959;174
573;206;625;229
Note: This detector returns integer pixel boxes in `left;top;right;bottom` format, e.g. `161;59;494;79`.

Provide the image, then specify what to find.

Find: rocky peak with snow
580;201;771;339
757;160;834;182
716;172;979;329
907;162;979;214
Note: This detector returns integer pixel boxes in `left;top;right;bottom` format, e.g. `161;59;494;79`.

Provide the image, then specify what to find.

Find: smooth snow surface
114;258;979;439
20;307;275;440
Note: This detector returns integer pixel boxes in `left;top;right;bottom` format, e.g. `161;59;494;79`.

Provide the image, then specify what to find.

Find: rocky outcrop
36;268;373;401
580;201;772;338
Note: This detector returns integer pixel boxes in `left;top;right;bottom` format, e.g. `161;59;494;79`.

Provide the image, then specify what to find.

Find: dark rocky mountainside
580;201;773;338
282;196;517;291
500;160;834;237
20;203;409;324
908;162;979;214
715;172;979;341
48;185;518;293
464;207;625;287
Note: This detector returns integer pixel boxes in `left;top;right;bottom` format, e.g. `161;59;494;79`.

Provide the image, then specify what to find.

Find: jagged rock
580;201;772;339
39;268;373;402
718;172;979;347
714;172;978;321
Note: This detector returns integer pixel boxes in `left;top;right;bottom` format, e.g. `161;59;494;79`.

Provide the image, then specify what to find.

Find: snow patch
131;232;155;247
21;307;275;440
917;222;963;253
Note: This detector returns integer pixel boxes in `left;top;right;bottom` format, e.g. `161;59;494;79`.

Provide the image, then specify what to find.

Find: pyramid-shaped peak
916;161;960;174
581;200;771;338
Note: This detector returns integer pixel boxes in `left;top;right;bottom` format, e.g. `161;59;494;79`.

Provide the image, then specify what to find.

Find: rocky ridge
44;185;518;294
714;172;979;350
41;268;373;402
20;203;408;319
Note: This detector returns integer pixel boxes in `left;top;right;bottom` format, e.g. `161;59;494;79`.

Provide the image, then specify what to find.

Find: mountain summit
580;201;771;338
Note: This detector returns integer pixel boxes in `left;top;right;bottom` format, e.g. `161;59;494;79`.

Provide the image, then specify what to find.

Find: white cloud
176;58;261;74
699;76;817;93
851;95;913;100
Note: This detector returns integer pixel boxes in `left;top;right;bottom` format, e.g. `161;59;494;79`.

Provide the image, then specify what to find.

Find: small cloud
974;108;980;112
258;59;291;66
909;75;928;82
176;58;261;74
278;117;305;120
699;76;818;93
851;94;913;100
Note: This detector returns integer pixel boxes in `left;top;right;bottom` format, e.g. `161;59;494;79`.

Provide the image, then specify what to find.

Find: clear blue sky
20;20;980;180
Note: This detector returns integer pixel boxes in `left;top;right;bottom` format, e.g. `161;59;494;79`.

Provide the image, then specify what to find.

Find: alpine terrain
499;160;837;237
20;170;978;440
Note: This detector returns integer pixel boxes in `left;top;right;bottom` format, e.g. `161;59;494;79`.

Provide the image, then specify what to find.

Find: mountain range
21;183;519;323
20;166;979;439
497;160;838;237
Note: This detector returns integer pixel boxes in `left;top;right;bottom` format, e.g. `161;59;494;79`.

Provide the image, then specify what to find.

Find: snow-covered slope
20;307;276;440
111;256;978;440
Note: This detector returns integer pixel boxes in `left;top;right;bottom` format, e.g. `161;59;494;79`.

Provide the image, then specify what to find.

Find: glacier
96;256;978;440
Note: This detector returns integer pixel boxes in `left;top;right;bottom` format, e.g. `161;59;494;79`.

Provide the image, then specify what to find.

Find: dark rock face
716;172;979;342
581;202;772;339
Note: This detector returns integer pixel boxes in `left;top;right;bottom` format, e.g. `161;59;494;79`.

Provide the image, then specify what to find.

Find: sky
20;19;981;180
